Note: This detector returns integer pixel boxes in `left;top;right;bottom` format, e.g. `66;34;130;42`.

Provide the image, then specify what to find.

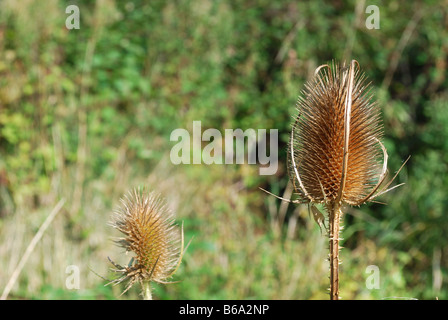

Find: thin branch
356;138;389;204
259;187;302;204
370;155;410;200
290;117;313;201
381;10;424;90
1;199;66;300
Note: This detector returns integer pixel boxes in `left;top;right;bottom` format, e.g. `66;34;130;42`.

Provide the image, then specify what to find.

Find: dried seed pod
287;60;385;206
108;188;186;298
285;60;408;300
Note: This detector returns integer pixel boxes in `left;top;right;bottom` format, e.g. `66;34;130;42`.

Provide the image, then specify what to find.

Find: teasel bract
107;188;188;299
286;60;408;300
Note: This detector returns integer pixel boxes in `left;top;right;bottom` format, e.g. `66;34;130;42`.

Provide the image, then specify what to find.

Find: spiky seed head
288;61;384;206
109;188;182;292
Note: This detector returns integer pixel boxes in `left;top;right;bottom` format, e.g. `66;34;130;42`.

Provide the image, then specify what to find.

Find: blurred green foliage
0;0;448;300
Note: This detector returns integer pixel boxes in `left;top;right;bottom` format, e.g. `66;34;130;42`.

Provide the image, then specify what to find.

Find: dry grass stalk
1;199;66;300
107;188;188;299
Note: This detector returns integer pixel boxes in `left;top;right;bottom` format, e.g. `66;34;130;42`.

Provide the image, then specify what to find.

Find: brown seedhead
107;188;188;299
262;60;409;299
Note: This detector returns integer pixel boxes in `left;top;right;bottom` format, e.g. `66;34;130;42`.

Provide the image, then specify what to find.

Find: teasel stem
142;281;152;300
328;203;342;300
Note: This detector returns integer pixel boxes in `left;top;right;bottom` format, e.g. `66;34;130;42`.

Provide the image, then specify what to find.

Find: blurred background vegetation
0;0;447;300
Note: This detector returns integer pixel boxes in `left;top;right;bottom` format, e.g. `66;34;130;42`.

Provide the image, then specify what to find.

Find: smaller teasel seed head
108;188;186;296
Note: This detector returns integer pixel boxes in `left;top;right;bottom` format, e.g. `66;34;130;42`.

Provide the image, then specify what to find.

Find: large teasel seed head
108;188;186;296
288;60;388;206
283;60;408;300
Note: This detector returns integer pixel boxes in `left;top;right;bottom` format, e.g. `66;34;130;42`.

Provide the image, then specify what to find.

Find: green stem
142;282;152;300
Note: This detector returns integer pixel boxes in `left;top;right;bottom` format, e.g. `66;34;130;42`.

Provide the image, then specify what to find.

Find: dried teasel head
287;60;408;207
281;60;409;300
107;188;187;296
